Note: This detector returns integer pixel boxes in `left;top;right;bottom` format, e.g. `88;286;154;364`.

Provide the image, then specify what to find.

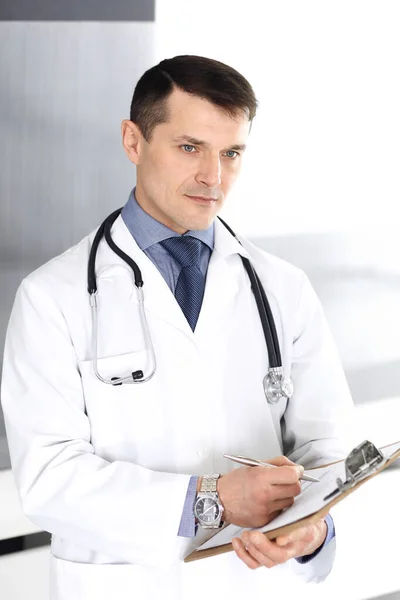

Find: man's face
123;88;250;234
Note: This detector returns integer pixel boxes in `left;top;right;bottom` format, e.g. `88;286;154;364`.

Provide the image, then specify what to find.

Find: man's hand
217;456;304;528
231;518;328;569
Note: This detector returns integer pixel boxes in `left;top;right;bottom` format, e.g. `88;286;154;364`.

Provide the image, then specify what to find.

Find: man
1;55;352;599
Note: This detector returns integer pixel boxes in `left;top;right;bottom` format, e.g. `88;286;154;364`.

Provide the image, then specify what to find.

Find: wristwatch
194;473;224;529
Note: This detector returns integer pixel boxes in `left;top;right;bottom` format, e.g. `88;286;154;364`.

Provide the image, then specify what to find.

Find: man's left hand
232;518;328;569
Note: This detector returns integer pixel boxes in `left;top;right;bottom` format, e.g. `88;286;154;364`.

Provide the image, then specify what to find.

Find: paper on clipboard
194;441;400;554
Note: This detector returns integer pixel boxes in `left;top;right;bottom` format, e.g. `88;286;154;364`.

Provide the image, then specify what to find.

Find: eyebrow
172;135;246;152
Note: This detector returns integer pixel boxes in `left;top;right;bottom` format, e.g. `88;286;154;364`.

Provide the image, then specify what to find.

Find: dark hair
130;55;258;141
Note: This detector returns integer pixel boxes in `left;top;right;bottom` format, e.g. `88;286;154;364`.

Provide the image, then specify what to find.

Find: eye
225;150;239;159
181;144;196;153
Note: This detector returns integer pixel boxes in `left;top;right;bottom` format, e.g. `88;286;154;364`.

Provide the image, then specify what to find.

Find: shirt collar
121;188;215;251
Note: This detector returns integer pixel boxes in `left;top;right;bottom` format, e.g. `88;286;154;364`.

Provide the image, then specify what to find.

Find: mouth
185;195;218;206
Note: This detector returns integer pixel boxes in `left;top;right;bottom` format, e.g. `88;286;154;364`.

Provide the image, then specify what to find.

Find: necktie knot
160;236;203;269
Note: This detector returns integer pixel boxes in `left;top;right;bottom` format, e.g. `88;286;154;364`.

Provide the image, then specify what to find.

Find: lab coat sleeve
290;536;337;583
0;278;191;568
281;272;354;582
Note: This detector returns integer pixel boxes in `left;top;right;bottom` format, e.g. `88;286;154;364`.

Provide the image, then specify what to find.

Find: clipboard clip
324;440;386;501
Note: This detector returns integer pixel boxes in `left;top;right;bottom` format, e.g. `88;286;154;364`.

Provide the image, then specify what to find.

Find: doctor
1;55;353;599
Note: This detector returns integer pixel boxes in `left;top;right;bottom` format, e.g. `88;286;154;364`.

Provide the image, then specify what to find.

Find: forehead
158;88;250;143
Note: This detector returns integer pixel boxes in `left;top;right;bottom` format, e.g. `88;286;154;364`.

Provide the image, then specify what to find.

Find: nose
196;154;222;188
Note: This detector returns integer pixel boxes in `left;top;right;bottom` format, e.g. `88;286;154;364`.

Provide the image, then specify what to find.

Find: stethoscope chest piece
263;367;294;404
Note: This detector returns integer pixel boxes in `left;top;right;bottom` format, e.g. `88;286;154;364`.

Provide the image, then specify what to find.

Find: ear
121;120;143;165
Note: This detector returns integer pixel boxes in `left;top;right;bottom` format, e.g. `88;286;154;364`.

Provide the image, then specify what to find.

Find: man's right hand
216;456;304;528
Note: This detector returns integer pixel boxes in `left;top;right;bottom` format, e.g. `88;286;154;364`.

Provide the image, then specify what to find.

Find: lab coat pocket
78;351;165;450
50;554;180;600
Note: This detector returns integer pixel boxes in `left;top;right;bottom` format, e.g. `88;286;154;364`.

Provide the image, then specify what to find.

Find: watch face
195;496;221;524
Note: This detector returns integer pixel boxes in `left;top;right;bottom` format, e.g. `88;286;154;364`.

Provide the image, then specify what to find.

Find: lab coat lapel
96;216;194;338
95;215;251;342
194;218;251;340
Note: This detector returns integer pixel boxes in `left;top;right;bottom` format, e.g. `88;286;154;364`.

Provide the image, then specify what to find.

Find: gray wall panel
0;0;155;21
0;22;155;468
0;23;154;262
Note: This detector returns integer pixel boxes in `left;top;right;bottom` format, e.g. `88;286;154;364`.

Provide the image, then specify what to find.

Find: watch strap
200;473;220;494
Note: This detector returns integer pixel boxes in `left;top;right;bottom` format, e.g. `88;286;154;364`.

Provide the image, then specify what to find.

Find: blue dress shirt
121;188;335;558
121;189;214;292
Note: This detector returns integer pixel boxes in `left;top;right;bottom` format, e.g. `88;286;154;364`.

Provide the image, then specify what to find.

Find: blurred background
0;1;399;599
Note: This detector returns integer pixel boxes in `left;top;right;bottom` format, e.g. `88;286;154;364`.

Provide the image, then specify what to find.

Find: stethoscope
87;208;294;405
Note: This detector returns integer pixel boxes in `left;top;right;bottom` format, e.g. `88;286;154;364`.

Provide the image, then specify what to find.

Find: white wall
155;0;400;238
153;12;400;600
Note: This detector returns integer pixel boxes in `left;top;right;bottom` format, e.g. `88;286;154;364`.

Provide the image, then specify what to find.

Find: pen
223;454;320;483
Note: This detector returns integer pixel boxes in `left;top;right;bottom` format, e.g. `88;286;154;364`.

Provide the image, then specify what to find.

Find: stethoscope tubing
87;209;286;391
216;217;281;368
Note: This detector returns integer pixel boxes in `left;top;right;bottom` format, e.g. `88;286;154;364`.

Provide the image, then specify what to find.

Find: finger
275;534;290;546
275;523;316;547
270;496;295;513
273;539;298;556
261;509;283;526
276;529;305;547
275;535;313;558
245;543;277;569
259;464;304;485
270;482;302;500
267;509;281;522
242;531;293;566
266;456;297;467
232;537;261;570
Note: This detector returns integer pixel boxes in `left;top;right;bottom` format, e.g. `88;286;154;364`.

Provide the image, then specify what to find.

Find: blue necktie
160;236;206;331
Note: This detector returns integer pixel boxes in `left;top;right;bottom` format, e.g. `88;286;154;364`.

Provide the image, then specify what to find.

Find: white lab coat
1;215;353;600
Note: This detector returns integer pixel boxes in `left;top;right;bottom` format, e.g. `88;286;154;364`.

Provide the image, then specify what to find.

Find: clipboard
184;440;400;563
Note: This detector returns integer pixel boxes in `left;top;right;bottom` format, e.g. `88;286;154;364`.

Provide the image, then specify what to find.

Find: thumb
275;526;308;546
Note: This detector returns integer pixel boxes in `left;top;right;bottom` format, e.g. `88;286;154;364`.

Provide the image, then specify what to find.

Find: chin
187;212;218;232
186;219;214;232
